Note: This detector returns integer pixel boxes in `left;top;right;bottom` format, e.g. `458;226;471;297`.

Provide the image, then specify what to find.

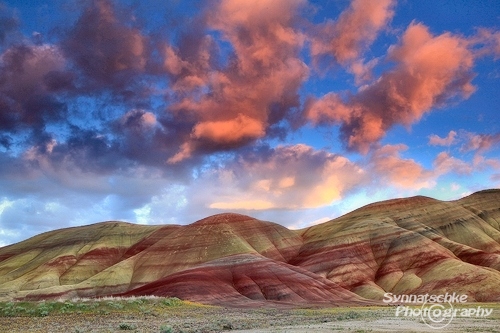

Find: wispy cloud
429;131;457;146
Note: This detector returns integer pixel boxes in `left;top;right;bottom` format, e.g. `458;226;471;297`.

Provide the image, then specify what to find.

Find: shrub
119;323;136;330
336;311;361;321
75;303;89;311
161;297;182;307
37;302;52;317
221;320;233;330
107;301;124;309
159;325;173;333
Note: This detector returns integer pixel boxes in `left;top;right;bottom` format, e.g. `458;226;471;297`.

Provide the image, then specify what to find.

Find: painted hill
0;189;499;307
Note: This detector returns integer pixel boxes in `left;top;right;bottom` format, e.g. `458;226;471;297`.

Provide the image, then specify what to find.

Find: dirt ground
1;305;499;333
232;316;500;333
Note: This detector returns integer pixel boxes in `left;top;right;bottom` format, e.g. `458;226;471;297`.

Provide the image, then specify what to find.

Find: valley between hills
1;189;500;308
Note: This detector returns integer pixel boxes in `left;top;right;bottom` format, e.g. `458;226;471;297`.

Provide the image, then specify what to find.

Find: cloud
0;161;186;244
310;0;395;64
0;3;19;44
306;22;477;153
192;114;265;144
190;144;366;211
166;0;309;161
492;173;500;183
460;132;500;153
349;58;380;85
62;0;148;93
0;134;11;149
428;130;500;155
21;117;192;178
433;151;473;175
429;130;457;146
472;28;500;59
0;44;68;131
368;144;434;190
22;130;121;175
0;0;499;247
118;109;157;131
167;114;266;164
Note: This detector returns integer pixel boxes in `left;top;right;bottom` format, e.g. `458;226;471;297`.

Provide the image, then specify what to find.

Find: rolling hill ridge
1;189;499;307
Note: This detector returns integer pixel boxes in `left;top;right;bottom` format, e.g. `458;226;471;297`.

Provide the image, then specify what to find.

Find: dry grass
0;298;389;332
1;298;499;333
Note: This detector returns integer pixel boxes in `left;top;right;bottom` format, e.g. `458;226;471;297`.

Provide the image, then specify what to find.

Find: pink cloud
307;22;476;153
429;130;457;146
349;58;380;84
433;152;473;175
491;174;500;183
311;0;395;64
368;144;434;190
166;0;309;162
461;132;500;153
472;28;500;59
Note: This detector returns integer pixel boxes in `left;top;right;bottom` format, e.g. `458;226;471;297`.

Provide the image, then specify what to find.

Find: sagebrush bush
119;322;136;330
159;324;173;333
161;297;182;307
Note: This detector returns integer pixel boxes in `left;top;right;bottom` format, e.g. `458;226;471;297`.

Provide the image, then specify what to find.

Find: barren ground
1;299;500;333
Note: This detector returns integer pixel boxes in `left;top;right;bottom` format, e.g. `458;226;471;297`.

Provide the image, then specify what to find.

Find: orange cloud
191;114;265;144
194;144;366;211
166;0;309;162
209;200;275;210
167;114;267;163
311;0;395;64
307;22;476;153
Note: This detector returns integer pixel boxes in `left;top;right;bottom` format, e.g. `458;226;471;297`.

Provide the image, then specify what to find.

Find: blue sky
0;0;499;246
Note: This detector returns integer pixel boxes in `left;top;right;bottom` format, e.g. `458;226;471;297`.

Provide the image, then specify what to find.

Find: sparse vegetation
0;296;189;318
159;324;173;333
1;300;499;332
118;322;136;330
161;297;182;307
0;300;393;332
335;310;362;321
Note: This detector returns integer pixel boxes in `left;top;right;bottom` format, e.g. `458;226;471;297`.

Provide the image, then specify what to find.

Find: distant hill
1;189;499;307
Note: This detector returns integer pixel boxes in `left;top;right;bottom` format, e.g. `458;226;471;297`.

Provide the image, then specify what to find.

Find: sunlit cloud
461;132;500;153
429;130;457;146
307;22;478;153
190;144;366;211
310;0;396;64
0;0;498;246
368;144;435;190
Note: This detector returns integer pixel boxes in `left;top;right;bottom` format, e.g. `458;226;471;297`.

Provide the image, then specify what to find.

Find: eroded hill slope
0;189;499;306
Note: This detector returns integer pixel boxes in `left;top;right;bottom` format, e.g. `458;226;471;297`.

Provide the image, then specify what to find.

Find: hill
0;189;499;307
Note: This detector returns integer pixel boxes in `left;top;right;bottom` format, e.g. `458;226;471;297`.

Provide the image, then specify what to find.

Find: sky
0;0;499;246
